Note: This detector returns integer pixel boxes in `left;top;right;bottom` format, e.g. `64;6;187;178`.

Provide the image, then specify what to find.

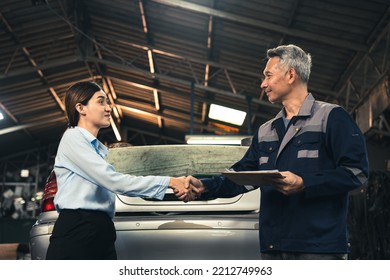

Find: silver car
30;145;261;259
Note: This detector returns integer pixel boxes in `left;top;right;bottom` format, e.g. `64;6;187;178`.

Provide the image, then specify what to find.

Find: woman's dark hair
65;81;103;127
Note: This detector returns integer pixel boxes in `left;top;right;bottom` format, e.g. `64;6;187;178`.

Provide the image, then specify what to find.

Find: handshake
169;176;205;202
169;171;305;200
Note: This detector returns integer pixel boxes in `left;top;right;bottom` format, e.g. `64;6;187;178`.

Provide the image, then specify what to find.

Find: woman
46;81;194;260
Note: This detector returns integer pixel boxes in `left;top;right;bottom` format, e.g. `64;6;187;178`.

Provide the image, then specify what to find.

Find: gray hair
266;44;312;84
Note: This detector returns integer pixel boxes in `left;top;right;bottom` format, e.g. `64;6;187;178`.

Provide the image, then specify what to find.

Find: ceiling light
0;112;4;120
20;169;29;178
185;135;252;145
208;104;246;126
110;118;122;142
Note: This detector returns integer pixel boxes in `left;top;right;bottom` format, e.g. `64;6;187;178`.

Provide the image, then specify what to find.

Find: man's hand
184;175;206;200
169;176;201;202
267;171;304;196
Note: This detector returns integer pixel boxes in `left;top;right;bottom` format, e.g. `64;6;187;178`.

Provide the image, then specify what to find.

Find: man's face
260;57;291;103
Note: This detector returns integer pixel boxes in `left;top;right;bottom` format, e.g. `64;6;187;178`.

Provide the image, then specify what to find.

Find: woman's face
79;90;112;129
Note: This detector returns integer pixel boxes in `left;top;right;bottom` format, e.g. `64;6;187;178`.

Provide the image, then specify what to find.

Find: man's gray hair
266;44;312;84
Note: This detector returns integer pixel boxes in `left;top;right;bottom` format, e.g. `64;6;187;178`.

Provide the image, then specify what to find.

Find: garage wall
366;143;390;171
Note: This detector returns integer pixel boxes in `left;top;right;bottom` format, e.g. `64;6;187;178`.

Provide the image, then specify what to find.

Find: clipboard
222;170;284;185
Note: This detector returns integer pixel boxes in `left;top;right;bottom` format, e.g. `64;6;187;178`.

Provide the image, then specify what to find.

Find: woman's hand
169;176;201;202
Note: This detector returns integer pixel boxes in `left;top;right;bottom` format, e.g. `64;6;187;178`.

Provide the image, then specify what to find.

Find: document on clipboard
222;169;284;186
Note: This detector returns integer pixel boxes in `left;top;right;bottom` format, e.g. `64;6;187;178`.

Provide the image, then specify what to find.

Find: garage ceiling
1;0;390;170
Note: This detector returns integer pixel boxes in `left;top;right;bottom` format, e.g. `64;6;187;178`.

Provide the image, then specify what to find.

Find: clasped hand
170;176;205;202
171;172;304;201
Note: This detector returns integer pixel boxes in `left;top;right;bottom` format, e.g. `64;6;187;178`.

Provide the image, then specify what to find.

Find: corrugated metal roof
1;0;390;168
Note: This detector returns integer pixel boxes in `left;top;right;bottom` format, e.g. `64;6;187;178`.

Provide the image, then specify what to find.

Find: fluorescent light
185;135;252;145
147;50;155;74
20;169;29;178
110;118;122;142
208;104;246;126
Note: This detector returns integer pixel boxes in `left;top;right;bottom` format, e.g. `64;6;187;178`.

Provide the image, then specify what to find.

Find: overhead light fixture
0;112;4;120
110;118;122;142
208;104;246;126
20;169;29;178
185;135;252;145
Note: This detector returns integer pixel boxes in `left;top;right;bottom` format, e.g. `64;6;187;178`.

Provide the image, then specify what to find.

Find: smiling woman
73;89;112;137
64;82;110;130
45;81;197;260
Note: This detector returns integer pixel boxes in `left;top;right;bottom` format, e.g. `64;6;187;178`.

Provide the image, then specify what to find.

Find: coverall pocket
258;141;278;169
292;133;321;172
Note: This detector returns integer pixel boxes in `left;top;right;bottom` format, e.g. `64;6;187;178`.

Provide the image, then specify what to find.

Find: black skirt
46;209;117;260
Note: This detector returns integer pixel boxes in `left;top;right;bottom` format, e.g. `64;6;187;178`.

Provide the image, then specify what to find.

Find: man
185;44;369;260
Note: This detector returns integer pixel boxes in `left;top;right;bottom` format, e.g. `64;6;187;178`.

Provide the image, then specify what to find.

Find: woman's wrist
169;177;183;188
168;177;175;188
